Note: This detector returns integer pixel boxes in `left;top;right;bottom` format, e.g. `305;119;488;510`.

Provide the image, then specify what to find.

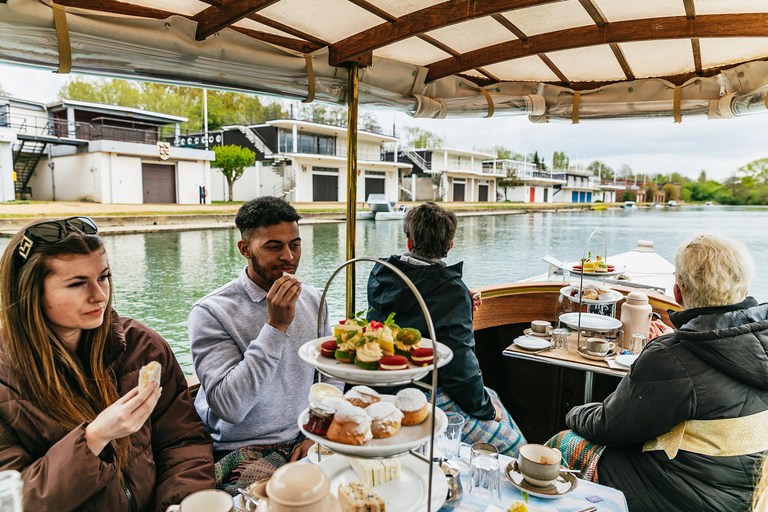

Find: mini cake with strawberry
410;347;434;366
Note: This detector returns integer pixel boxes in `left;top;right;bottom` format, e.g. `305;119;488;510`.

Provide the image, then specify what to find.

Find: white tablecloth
445;445;628;512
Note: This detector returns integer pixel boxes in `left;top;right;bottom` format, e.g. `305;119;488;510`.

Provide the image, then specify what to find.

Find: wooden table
502;332;628;402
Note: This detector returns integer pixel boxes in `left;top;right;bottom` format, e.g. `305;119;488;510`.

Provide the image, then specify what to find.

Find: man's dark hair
236;196;301;238
403;201;457;259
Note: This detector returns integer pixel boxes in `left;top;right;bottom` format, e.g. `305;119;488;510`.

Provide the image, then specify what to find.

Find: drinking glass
439;413;465;459
551;328;570;352
0;471;22;512
629;333;648;354
465;443;501;508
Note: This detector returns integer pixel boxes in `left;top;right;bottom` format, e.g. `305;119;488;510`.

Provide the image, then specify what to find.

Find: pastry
345;456;401;487
378;355;408;371
345;386;380;408
337;481;385;512
321;339;338;358
394;327;421;359
335;349;355;363
322;396;352;414
365;401;403;438
396;388;429;426
354;341;383;370
508;502;529;512
138;361;161;392
326;406;372;445
410;347;434;366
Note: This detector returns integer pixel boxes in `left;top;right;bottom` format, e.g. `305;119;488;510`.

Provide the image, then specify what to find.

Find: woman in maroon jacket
0;217;215;512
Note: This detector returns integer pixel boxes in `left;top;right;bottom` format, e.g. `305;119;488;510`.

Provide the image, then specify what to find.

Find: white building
482;159;566;203
0;96;214;203
560;167;601;203
187;120;411;203
395;147;501;202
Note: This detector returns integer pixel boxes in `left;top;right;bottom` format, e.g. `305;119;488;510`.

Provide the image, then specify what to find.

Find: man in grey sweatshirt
188;196;333;493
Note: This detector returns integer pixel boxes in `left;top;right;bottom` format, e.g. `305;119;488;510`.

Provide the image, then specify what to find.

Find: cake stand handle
576;230;608;348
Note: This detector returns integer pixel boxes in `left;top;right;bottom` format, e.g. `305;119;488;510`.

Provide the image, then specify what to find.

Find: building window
0;104;8;126
365;171;385;176
312;166;339;174
279;129;336;155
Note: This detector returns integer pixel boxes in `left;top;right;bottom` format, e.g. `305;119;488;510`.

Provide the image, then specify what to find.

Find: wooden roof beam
52;0;174;19
426;13;768;82
491;13;528;41
683;0;696;20
577;0;607;27
692;37;703;75
248;13;330;48
231;26;321;53
193;0;280;41
346;0;397;23
329;0;566;66
609;42;635;80
538;53;569;83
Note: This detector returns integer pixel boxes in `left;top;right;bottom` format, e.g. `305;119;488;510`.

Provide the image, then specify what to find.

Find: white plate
615;354;639;368
298;403;447;458
523;328;550;338
512;336;551;351
560;286;622;304
558;313;622;333
564;262;625;277
318;454;447;512
298;337;453;385
505;460;578;500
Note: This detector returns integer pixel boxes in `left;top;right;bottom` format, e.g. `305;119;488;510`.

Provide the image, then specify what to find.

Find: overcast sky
1;62;764;182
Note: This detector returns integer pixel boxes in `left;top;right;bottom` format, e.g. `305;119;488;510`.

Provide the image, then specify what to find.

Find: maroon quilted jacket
0;314;215;512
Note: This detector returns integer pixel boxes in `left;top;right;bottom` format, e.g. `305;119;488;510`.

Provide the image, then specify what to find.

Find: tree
531;151;542;170
552;151;569;169
588;160;613;180
662;183;679;201
213;145;256;201
618;164;634;181
496;168;524;201
402;126;444;148
644;181;658;202
698;170;707;183
738;158;768;186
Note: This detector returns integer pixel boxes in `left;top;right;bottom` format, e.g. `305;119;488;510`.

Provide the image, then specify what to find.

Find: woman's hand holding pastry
85;382;161;456
267;275;302;332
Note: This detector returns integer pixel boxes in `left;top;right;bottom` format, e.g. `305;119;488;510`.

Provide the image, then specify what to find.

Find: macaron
379;355;408;371
320;339;337;358
410;348;434;366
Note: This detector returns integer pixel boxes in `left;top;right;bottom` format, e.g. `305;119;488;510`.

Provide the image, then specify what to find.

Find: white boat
667;200;678;207
376;205;407;221
364;194;405;221
355;211;376;220
622;201;637;210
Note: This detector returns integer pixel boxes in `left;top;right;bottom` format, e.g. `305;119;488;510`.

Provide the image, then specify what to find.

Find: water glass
551;328;570;352
0;471;22;512
629;333;648;354
440;413;465;459
466;443;501;508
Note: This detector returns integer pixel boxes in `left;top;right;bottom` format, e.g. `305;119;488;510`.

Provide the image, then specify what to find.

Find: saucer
513;336;551;351
523;328;550;338
615;354;639;368
577;346;618;361
504;461;578;500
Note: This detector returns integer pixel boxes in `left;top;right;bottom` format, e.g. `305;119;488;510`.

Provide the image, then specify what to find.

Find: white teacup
247;462;332;512
586;338;615;356
531;320;552;335
518;444;562;488
166;490;233;512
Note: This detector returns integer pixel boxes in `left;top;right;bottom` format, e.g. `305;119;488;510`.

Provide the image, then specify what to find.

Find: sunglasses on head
17;217;99;264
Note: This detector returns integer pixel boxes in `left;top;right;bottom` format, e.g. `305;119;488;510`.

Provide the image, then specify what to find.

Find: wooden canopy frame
43;0;768;89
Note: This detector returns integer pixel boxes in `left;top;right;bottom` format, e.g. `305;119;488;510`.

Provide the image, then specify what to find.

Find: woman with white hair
549;234;768;512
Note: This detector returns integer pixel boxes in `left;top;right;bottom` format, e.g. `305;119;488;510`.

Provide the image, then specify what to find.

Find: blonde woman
0;217;214;512
550;234;768;512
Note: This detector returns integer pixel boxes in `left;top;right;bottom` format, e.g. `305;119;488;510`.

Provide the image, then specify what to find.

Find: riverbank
0;200;618;236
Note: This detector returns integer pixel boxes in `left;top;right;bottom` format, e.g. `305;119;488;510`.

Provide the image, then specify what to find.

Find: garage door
478;185;488;202
365;178;385;201
142;163;176;203
312;174;338;201
453;183;465;202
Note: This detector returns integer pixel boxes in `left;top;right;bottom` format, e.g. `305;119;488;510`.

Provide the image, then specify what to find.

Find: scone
338;481;385;512
365;402;403;438
345;385;381;408
138;361;161;392
326;406;373;445
395;388;429;426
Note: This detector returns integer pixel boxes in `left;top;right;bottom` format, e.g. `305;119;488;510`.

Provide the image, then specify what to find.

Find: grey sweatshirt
189;267;333;451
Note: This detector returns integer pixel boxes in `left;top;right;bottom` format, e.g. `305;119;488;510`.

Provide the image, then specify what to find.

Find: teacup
518;444;562;488
586;338;615;357
167;490;233;512
531;320;552;335
308;382;342;404
246;462;332;512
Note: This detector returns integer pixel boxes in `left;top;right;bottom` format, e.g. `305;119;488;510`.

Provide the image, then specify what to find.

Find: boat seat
185;374;201;398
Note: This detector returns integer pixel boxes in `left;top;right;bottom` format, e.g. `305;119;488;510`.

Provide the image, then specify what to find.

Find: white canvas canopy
1;0;768;122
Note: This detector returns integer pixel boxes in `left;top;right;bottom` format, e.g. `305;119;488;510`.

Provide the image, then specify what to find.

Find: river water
4;205;766;373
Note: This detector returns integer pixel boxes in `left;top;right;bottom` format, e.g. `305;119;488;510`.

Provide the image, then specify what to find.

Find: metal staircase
12;139;48;197
401;147;431;173
236;125;274;157
271;162;296;200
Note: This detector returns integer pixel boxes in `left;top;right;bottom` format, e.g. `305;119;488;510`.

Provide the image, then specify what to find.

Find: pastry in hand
396;388;429;426
345;385;381;408
138;361;161;392
365;401;403;438
326;406;372;445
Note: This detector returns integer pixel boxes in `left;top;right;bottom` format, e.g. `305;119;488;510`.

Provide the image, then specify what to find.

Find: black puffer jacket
567;297;768;512
367;255;494;420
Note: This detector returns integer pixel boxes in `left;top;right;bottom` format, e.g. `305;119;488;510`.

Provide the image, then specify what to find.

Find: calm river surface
4;205;766;374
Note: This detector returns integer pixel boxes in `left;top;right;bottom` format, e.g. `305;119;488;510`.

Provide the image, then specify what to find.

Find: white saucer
513;336;551;351
615;354;639;368
577;346;618;361
505;460;578;499
523;328;550;338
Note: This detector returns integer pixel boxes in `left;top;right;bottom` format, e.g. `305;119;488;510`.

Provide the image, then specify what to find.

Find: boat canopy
2;0;768;123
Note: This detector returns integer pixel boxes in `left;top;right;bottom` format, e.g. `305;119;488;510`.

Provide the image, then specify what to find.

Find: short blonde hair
675;234;755;309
